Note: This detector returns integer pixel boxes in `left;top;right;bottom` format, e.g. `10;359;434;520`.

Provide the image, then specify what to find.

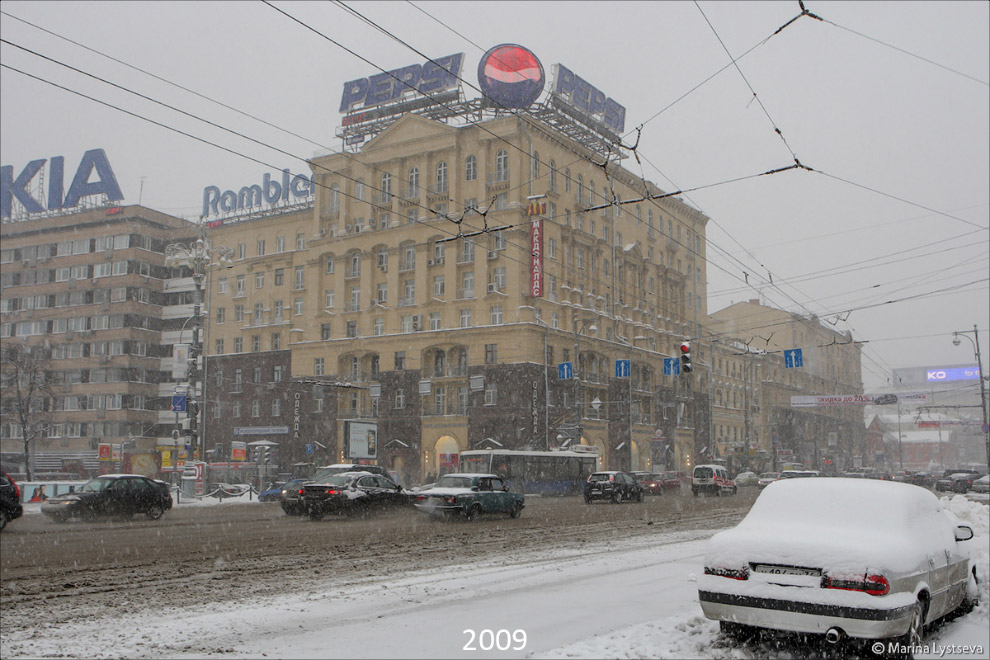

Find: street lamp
952;325;989;465
165;224;234;462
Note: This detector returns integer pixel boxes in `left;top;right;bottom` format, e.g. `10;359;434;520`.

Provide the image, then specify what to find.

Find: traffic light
680;341;692;374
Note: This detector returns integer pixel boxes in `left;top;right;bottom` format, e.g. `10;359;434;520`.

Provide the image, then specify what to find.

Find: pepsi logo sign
477;44;545;109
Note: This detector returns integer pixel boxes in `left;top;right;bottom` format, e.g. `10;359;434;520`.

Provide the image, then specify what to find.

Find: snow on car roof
439;473;497;479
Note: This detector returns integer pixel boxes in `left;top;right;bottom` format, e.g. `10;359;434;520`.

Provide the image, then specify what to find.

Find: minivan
692;464;736;496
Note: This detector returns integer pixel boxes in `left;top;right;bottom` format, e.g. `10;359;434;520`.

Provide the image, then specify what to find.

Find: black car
1;471;24;531
936;469;985;493
41;474;172;523
302;471;411;520
583;471;644;504
278;478;310;516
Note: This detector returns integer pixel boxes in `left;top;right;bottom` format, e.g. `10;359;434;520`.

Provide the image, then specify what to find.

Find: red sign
98;443;112;460
918;421;940;428
530;217;544;297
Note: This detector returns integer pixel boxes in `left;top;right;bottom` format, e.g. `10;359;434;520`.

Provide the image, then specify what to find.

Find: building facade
202;113;712;483
1;205;196;476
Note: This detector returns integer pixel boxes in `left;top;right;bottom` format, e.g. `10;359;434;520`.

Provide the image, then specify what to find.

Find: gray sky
2;1;987;391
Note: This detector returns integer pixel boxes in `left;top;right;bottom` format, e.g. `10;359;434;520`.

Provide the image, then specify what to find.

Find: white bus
457;447;601;496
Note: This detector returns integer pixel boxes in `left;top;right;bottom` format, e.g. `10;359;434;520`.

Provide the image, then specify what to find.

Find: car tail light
704;566;749;580
823;573;889;596
609;475;614;482
298;489;305;496
326;489;339;495
443;496;457;504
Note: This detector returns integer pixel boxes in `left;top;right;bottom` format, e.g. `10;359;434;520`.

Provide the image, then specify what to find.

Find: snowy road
1;494;987;659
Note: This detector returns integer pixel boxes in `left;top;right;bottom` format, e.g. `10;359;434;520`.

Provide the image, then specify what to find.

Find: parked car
302;471;411;520
660;471;688;490
279;478;310;516
584;471;644;503
936;469;984;493
414;473;524;520
734;471;758;487
908;471;936;488
756;472;780;489
971;475;990;494
41;474;172;523
692;465;736;496
779;469;822;479
1;471;24;532
699;478;978;653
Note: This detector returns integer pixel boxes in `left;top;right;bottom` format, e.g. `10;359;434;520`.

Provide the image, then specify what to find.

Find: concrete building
1;204;196;476
202;113;712;483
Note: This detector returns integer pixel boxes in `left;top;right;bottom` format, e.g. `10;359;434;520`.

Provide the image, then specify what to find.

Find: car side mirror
503;485;509;492
471;486;479;492
955;525;974;541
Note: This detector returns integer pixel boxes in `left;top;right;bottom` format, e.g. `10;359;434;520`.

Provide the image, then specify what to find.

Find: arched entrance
429;435;460;479
582;436;607;470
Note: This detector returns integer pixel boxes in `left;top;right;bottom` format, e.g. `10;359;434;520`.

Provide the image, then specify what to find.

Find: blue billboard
926;366;981;382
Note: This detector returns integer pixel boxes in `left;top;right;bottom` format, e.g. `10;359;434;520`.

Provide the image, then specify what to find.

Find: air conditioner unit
378;263;387;272
436;257;444;265
427;259;435;267
412;315;421;331
487;283;497;293
487;250;497;260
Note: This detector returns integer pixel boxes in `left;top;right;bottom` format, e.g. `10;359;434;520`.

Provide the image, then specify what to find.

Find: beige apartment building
708;300;865;474
203;113;712;483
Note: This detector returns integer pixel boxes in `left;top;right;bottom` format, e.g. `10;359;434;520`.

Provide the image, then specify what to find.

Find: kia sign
340;53;464;113
926;366;981;382
3;148;124;220
478;44;545;109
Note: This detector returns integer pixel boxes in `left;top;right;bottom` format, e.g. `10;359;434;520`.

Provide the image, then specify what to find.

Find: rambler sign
202;169;315;219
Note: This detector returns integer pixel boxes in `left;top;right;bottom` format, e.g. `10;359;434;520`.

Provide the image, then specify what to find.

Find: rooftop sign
477;44;545;109
551;64;626;134
340;53;464;114
2;149;124;220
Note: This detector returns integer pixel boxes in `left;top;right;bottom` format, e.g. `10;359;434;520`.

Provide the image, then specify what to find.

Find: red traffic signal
679;341;692;373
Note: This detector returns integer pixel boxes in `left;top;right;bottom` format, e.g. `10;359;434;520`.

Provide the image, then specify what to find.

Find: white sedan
698;478;978;655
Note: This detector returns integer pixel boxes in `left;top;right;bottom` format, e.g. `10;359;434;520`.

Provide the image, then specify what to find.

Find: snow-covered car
734;471;758;487
698;478;978;654
756;472;780;489
41;474;172;522
971;475;990;494
414;473;524;520
779;469;822;479
302;472;411;520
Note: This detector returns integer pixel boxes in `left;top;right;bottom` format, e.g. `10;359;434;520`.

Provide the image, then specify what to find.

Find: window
218;277;228;294
294;266;305;289
296;232;305;250
253;367;262;383
465;155;477;181
429;312;441;330
236;275;245;296
329;183;340;213
234;369;243;392
254;302;264;324
325;289;335;309
217;307;225;324
293;298;304;315
325;256;335;274
435;161;448;193
376;283;387;303
215;338;224;354
495;149;508;182
234;337;243;352
401;315;414;332
407;167;419;196
548;237;557;259
492;230;507;251
485;383;497;406
235;304;244;322
233;401;241;418
321;323;331;340
350;287;361;312
273;300;283;322
255;272;264;289
271;333;281;350
257;239;266;256
252;335;261;352
433;275;445;298
549;160;557;190
403;244;416;270
276;235;285;253
252;400;261;417
485;343;498;364
272;399;281;416
459;308;471;327
395;351;405;370
355;179;366;201
381;172;392;200
395;389;406;409
346;321;357;338
274;365;283;382
492;267;506;290
314;357;324;376
373;317;384;336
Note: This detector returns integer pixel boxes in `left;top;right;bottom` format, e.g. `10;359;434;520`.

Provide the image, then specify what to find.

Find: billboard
791;392;930;407
2;148;124;220
551;64;626;134
340;53;464;113
477;44;545;109
345;421;378;460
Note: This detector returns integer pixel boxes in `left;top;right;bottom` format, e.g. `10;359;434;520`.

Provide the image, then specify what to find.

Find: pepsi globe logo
477;44;545;109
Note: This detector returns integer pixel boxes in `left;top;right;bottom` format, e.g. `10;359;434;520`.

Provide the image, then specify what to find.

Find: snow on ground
5;495;988;659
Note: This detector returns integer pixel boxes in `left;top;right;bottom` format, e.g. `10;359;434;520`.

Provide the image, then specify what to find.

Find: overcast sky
1;1;987;392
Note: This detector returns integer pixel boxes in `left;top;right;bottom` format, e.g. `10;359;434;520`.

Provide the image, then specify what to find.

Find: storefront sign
530;217;544;297
234;426;289;435
231;441;247;461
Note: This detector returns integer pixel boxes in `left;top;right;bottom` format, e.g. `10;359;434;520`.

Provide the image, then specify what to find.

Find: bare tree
1;342;56;480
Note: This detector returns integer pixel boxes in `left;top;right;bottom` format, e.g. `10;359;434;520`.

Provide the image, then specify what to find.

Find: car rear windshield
436;476;475;488
694;468;713;479
588;473;613;482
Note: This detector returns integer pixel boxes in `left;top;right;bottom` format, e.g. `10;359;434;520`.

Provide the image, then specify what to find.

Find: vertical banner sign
530;216;544;297
231;441;247;461
172;344;190;380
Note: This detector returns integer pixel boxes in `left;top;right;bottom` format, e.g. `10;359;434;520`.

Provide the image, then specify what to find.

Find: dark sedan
41;474;172;522
1;471;24;532
302;471;411;520
633;472;681;495
584;471;644;503
277;478;310;515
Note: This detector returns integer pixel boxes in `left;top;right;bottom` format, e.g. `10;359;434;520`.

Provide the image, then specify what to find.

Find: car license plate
591;488;601;493
752;564;820;577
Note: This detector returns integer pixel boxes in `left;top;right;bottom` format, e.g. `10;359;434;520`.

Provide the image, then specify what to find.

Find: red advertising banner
98;443;112;460
530;217;544;297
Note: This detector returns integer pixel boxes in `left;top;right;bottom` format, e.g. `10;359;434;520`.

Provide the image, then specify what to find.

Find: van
692;464;736;496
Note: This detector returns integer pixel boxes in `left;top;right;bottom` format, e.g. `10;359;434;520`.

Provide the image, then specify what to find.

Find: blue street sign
663;357;680;376
171;394;187;412
784;348;803;369
305;443;315;455
558;362;573;379
615;359;630;378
